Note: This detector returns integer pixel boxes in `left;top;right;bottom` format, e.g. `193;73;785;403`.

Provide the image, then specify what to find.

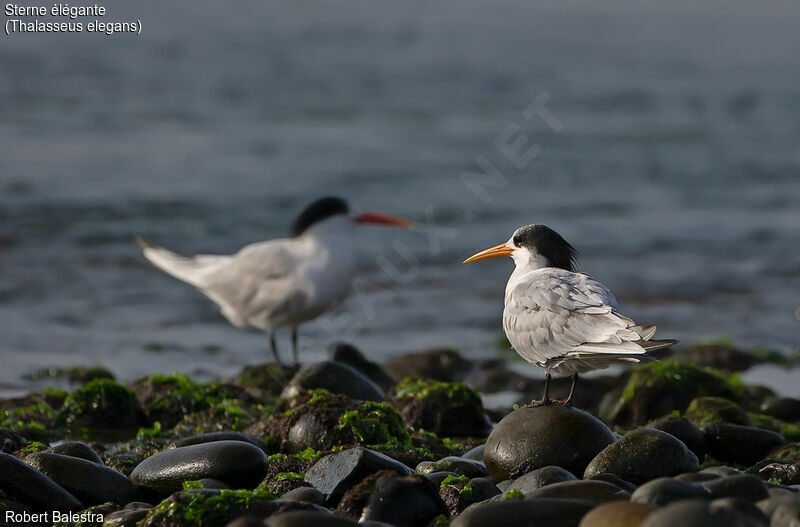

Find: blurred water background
0;0;798;397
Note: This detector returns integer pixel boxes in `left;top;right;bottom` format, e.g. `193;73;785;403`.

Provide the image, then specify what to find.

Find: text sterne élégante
5;3;106;18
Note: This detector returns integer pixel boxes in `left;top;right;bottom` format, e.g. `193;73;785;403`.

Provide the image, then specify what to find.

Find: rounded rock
584;428;699;484
453;498;595;527
641;499;757;527
506;466;578;495
702;423;785;466
631;477;708;507
0;452;82;512
484;405;616;480
130;440;268;496
649;416;705;461
416;457;488;478
50;442;103;464
527;480;628;504
702;474;769;501
281;361;384;402
579;501;654;527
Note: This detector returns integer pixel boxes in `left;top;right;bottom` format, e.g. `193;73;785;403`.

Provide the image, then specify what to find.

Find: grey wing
198;240;308;329
503;271;662;372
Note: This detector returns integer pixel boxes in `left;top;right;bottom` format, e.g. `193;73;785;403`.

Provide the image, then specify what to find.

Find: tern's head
291;196;412;237
463;224;578;272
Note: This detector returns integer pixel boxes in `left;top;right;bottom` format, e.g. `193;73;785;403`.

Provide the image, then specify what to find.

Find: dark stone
0;428;24;454
752;462;800;485
585;428;699;484
57;379;149;430
130;440;268;496
702;474;769;501
463;444;485;461
391;379;491;437
280;487;326;505
103;507;152;527
506;466;577;495
360;474;442;526
25;451;136;505
305;447;413;503
265;512;358;527
578;501;654;527
0;452;82;512
631;477;709;506
588;473;637;492
649;416;705;460
470;477;501;500
197;478;232;490
484;405;616;480
767;442;800;464
761;398;800;422
226;517;270;527
453;498;595;527
236;362;297;396
424;471;460;487
384;348;471;382
685;397;752;427
527;480;627;504
756;494;800;523
700;466;742;478
641;499;759;527
416;457;488;478
51;442;103;464
675;472;721;483
702;423;785;466
170;432;271;455
327;342;395;391
285;413;328;453
281;361;384;402
710;498;770;526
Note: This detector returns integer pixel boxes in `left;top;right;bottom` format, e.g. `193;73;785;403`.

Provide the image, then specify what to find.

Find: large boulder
484;405;616;480
281;361;384;402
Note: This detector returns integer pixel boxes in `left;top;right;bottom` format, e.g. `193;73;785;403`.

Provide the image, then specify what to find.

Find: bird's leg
526;373;552;407
291;328;299;368
269;332;284;369
564;373;578;406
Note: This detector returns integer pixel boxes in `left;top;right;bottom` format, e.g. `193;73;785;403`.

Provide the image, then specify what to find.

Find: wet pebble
327;342;395;391
280;487;326;505
702;423;785;466
641;499;761;526
51;441;103;464
578;500;654;527
462;444;484;461
304;447;412;503
527;480;628;504
631;477;708;506
264;511;358;526
648;416;705;461
761;397;800;422
484;405;616;480
416;456;488;478
584;428;699;484
506;466;577;495
0;452;82;512
359;474;442;527
453;498;595;527
169;431;271;455
701;474;769;501
383;347;470;382
25;451;136;505
281;361;384;402
130;440;268;496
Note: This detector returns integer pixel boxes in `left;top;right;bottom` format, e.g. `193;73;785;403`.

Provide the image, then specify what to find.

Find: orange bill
463;243;514;263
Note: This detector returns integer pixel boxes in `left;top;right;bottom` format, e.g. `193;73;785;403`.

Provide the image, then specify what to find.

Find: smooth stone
327;342;394;390
0;452;82;512
280;487;326;505
463;444;485;462
359;475;441;527
685;397;752;427
453;498;595;527
265;511;357;526
761;398;800;422
305;447;413;502
631;477;708;506
286;413;329;453
675;472;721;483
197;478;232;490
710;498;770;526
527;480;627;504
496;479;513;492
641;499;760;527
648;416;705;461
757;494;800;525
226;517;269;527
507;466;577;495
484;405;616;480
589;473;637;492
103;507;151;526
169;432;270;455
51;442;103;464
130;440;268;496
416;457;488;478
584;428;699;484
703;423;786;466
702;474;769;501
424;471;460;487
0;427;24;453
25;451;136;505
701;466;743;477
470;477;501;500
281;361;384;402
578;501;654;527
383;348;470;382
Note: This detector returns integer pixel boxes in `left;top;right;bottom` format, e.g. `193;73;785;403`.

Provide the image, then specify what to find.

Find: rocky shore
2;340;800;527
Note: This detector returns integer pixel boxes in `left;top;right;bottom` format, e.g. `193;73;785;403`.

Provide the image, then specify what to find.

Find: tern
464;224;675;406
137;196;411;367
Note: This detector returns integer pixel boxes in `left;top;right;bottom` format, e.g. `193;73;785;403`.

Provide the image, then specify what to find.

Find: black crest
291;197;350;236
512;224;578;271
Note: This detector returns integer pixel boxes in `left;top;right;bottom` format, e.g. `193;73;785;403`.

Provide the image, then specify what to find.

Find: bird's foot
551;399;573;407
524;399;553;408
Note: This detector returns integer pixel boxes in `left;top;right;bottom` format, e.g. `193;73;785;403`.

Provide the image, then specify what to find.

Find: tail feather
136;236;227;287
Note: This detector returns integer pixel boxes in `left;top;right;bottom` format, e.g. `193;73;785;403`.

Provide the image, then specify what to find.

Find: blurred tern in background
464;224;675;406
137;196;411;367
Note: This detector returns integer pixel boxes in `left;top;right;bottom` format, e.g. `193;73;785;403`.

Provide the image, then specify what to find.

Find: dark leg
526;373;552;407
291;328;299;367
564;373;578;406
269;332;284;368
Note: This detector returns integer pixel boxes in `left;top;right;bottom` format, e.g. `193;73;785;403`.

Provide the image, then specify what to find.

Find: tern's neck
302;216;354;253
505;253;549;303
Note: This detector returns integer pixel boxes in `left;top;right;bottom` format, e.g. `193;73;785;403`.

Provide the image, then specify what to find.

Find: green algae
440;474;469;488
140;487;277;527
395;378;481;405
272;472;305;481
182;480;204;490
685;396;752;426
503;489;524;500
20;441;48;455
337;401;411;451
620;361;743;405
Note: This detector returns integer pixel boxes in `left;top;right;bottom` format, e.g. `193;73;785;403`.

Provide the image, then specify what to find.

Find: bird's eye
512;234;522;247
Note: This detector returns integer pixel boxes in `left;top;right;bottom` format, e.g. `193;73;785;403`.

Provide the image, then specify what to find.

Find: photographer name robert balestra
5;510;104;524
